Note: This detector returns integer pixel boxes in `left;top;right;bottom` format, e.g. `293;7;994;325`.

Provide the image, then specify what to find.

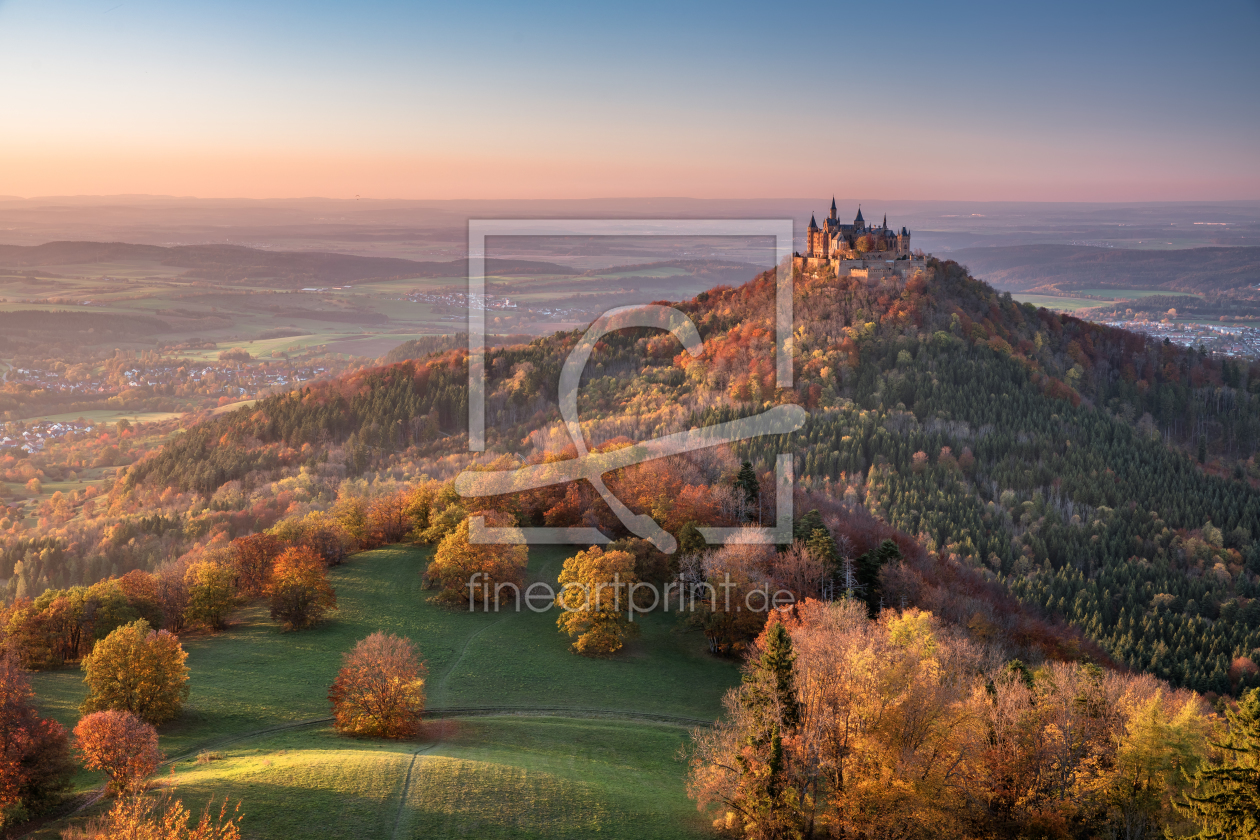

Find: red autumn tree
73;710;161;795
266;546;337;631
328;632;426;739
0;653;74;827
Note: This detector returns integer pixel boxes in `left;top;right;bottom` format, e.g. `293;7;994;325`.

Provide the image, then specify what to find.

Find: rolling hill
0;241;574;288
952;244;1260;293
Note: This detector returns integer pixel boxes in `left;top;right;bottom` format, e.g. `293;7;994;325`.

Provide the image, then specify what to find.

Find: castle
793;198;926;281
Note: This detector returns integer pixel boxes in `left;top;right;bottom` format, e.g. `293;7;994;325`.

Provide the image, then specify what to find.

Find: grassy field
1012;293;1104;311
1071;287;1201;300
27;544;737;839
23;408;185;425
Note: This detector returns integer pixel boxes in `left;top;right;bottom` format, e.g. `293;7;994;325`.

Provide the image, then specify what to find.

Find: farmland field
1011;293;1104;311
1071;288;1202;300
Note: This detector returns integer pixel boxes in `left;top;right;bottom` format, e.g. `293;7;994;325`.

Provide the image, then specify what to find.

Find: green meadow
28;545;738;839
1011;293;1103;311
1071;288;1201;300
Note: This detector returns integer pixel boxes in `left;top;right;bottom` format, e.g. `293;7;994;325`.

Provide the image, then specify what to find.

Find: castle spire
830;196;837;220
883;214;887;229
854;206;864;227
808;213;818;230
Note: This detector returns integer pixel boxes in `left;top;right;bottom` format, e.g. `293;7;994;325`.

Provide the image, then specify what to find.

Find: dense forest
6;256;1260;695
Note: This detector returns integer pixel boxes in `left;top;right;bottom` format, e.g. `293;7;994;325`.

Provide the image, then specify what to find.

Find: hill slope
15;256;1260;695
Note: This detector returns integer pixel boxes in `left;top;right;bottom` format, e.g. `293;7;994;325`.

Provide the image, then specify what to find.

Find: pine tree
736;461;760;510
744;621;801;731
676;521;706;555
1175;687;1260;839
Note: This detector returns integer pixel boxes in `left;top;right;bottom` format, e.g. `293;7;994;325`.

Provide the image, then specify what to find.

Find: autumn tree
425;511;526;607
73;710;161;795
271;512;354;566
117;570;164;631
769;542;824;604
687;544;774;655
328;632;426;739
64;791;241;840
227;533;282;598
0;652;73;828
1176;687;1260;839
266;546;337;630
155;562;190;633
367;492;410;543
80;620;190;725
330;496;380;551
555;547;639;656
183;559;238;631
690;598;1214;840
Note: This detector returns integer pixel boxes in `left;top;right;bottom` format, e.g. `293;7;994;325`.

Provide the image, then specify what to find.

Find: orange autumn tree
80;620;190;726
227;533;283;598
425;511;527;607
73;711;161;795
66;792;242;840
266;546;337;631
328;632;426;739
555;547;639;656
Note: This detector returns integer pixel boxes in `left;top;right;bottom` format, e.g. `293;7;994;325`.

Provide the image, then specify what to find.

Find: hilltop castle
793;198;926;281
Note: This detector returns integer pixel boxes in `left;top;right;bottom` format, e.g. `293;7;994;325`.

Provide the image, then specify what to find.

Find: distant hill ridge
0;241;575;287
952;244;1260;292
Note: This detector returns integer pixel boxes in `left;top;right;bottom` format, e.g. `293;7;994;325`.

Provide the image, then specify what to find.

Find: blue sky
0;0;1256;199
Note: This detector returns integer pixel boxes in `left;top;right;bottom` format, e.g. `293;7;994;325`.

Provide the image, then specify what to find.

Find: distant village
399;289;591;323
1100;318;1260;357
0;420;94;454
4;360;332;399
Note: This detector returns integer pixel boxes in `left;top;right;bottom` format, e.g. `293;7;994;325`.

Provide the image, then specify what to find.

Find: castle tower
854;206;865;231
882;214;887;230
897;226;911;254
829;196;837;222
807;213;823;258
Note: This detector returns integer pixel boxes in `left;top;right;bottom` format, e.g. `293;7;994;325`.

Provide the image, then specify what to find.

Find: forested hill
98;258;1260;693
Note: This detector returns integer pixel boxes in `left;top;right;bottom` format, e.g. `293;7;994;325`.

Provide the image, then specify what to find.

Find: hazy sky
1;0;1257;201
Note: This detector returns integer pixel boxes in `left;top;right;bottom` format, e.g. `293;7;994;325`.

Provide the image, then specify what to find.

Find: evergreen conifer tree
1176;688;1260;839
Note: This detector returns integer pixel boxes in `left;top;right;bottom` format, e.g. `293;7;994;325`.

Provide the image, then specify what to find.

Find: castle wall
793;254;927;281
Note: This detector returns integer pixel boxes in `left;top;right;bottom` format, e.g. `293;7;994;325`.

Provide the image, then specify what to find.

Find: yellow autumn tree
80;620;190;725
425;511;526;607
555;547;639;656
183;559;238;631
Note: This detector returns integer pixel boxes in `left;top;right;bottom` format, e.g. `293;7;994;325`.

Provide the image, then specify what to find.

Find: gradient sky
1;0;1257;201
